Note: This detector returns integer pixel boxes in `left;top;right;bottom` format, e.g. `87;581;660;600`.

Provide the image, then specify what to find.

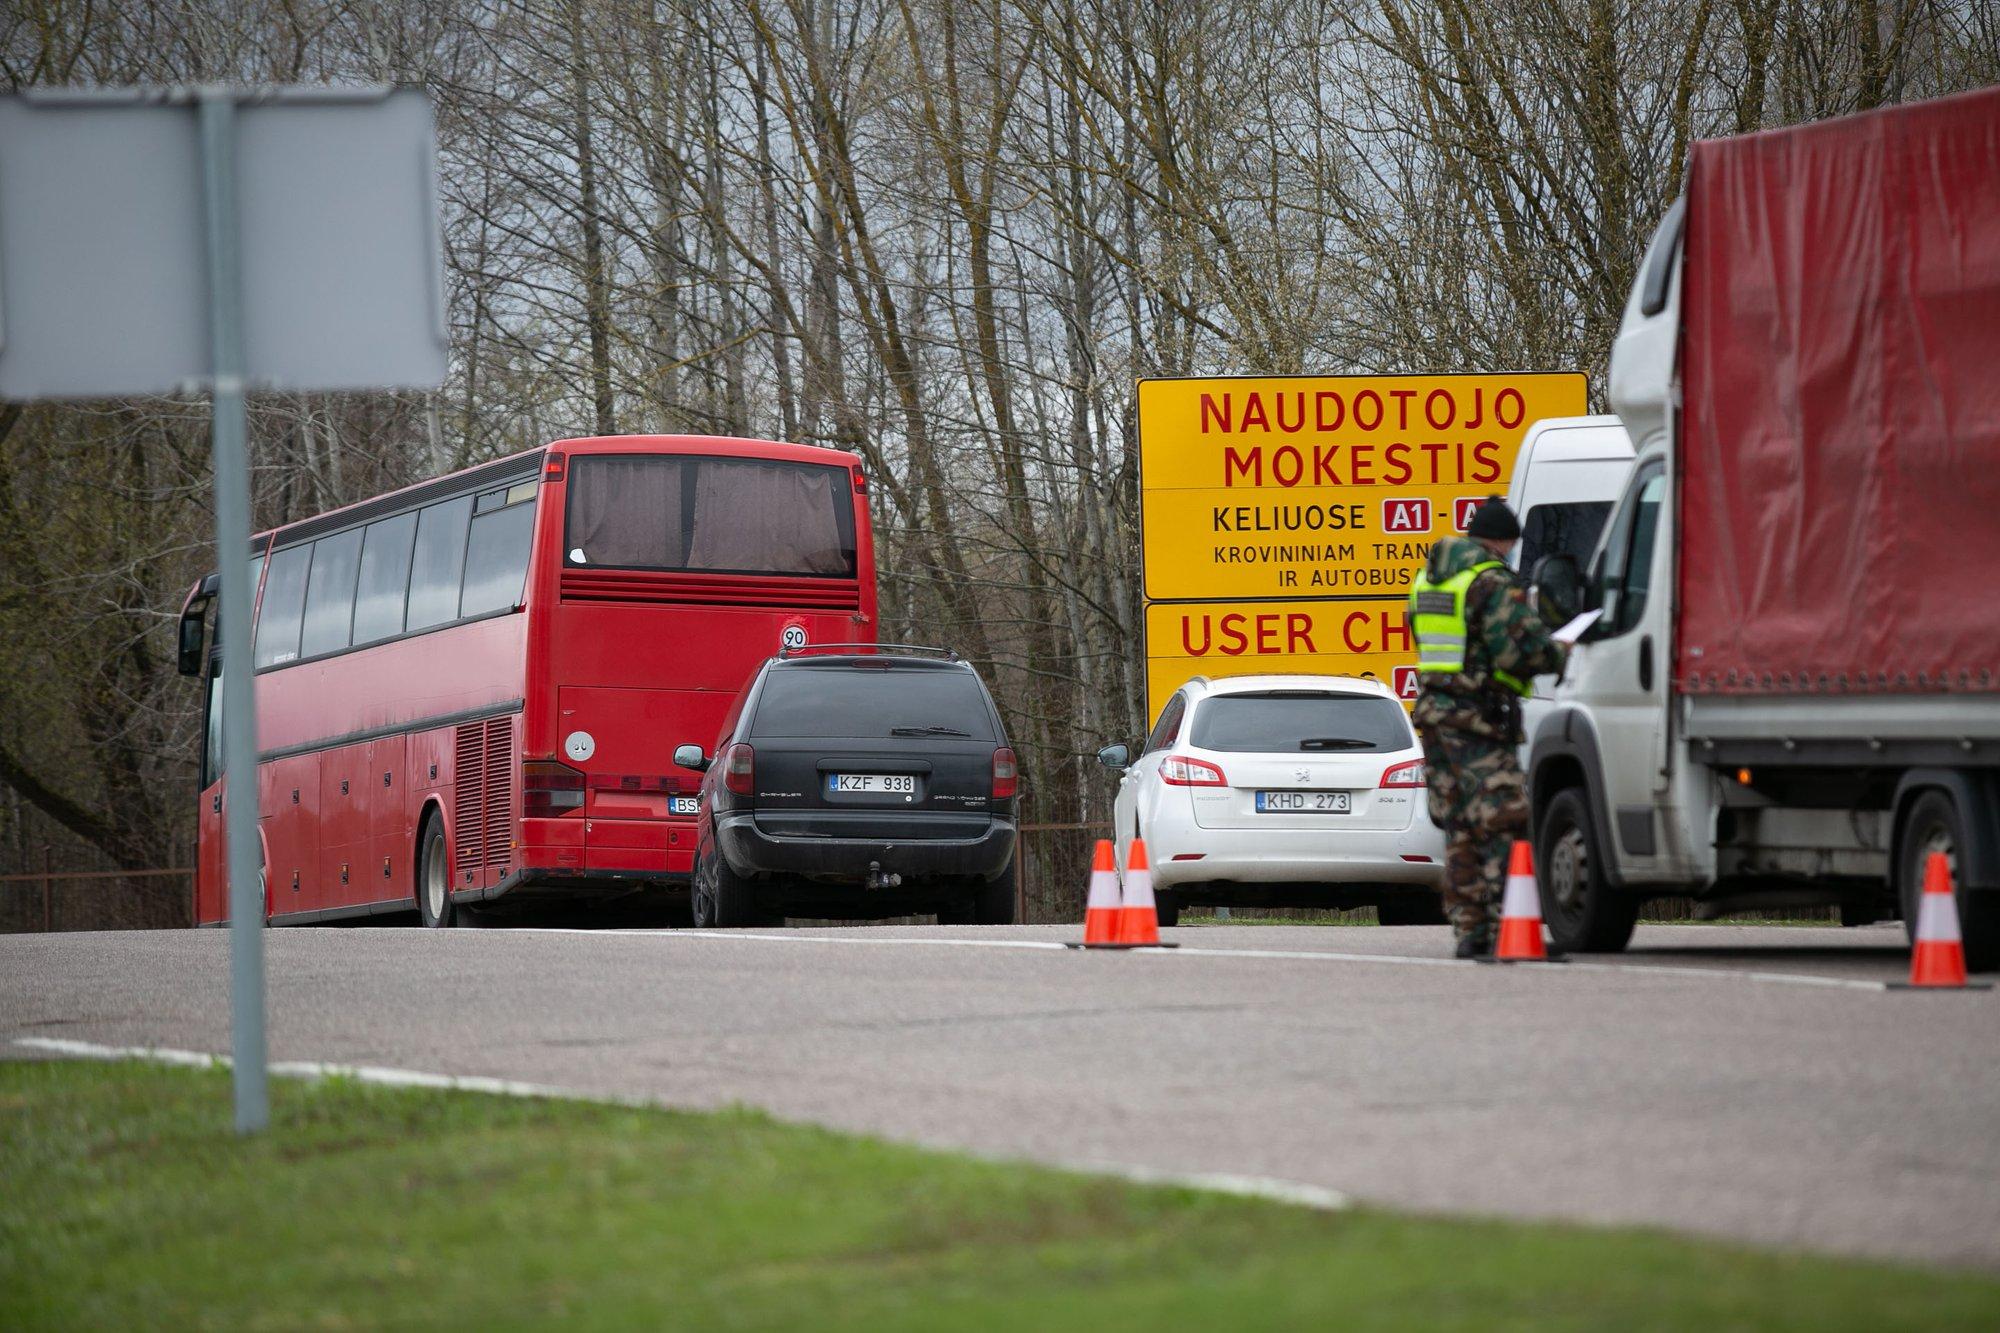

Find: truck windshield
1191;692;1411;753
1521;501;1613;572
564;455;856;577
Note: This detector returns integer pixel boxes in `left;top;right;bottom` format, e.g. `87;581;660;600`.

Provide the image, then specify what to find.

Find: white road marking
11;1036;1347;1213
507;926;1897;992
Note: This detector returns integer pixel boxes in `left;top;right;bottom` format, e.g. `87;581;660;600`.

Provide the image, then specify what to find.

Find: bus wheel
692;850;759;928
418;816;455;929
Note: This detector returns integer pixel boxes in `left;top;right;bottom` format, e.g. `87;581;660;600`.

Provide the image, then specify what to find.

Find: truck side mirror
1531;553;1588;627
673;744;711;772
177;612;207;678
1096;743;1130;770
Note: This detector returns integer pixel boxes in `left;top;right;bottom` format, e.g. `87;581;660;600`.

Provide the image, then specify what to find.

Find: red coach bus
179;435;876;926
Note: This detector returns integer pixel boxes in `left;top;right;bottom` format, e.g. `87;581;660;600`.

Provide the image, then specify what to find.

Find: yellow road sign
1138;373;1587;601
1144;600;1422;724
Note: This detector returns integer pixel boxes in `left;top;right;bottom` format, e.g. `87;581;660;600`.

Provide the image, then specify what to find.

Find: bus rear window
565;455;856;577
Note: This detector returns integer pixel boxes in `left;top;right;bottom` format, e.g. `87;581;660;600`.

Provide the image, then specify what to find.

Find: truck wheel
417;815;454;928
692;849;760;928
1536;788;1638;953
1898;790;1998;972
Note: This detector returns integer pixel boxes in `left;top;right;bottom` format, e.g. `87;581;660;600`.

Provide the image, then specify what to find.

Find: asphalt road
5;921;1997;1270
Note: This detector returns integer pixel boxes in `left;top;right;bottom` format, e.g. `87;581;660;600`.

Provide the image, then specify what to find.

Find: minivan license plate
1255;790;1351;813
669;796;700;816
827;774;917;794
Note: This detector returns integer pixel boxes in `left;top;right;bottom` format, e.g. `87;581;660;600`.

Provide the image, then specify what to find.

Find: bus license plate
1256;790;1351;813
827;774;917;794
669;796;700;816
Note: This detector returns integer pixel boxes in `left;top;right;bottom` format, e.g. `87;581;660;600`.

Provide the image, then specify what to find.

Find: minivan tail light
1160;755;1227;787
524;759;585;817
1380;759;1425;788
723;743;756;797
992;746;1018;799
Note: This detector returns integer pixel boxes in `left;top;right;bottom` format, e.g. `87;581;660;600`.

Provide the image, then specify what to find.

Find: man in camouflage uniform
1406;497;1567;957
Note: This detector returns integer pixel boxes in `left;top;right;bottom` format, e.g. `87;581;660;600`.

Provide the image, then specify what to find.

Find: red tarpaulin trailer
1677;85;2000;696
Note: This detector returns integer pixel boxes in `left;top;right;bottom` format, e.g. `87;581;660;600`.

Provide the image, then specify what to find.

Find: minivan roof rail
778;642;960;660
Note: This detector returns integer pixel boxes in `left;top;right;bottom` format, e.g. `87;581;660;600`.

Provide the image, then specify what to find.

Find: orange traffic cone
1892;852;1992;990
1116;838;1164;946
1492;840;1560;962
1080;839;1122;947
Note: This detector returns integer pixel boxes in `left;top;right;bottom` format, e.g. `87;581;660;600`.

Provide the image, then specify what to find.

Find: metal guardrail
0;858;192;933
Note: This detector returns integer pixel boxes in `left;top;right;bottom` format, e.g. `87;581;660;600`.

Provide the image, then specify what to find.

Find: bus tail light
1379;759;1426;788
1160;755;1227;786
524;759;585;817
723;743;756;797
992;746;1018;799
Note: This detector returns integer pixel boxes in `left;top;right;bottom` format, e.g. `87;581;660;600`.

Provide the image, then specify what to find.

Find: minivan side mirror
1531;553;1591;628
177;612;207;678
1096;743;1130;770
673;744;711;772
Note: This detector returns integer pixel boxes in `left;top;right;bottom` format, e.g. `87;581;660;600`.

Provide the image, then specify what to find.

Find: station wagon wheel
417;815;454;929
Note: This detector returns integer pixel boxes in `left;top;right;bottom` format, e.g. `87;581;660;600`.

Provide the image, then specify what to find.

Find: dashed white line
507;925;1899;991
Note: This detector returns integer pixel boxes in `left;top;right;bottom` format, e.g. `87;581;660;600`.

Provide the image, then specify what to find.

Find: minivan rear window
1190;692;1411;753
750;667;999;740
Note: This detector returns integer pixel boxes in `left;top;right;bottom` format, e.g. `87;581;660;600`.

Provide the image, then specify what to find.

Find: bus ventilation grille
561;568;860;612
454;717;515;874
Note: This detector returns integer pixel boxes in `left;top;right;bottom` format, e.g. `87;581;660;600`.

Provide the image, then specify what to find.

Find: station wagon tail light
1379;759;1425;788
523;759;585;817
992;747;1018;799
723;743;756;797
1160;755;1227;787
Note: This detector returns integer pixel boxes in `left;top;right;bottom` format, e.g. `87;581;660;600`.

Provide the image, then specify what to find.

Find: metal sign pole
198;88;269;1134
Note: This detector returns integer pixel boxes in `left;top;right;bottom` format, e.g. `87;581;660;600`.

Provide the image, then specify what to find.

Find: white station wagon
1098;674;1447;925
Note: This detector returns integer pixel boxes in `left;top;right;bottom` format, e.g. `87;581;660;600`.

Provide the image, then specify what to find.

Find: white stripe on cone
1914;886;1962;943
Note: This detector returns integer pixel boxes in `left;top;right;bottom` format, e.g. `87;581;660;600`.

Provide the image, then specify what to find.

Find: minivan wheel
1536;788;1638;953
976;857;1019;925
1153;890;1180;928
417;815;454;928
692;850;761;928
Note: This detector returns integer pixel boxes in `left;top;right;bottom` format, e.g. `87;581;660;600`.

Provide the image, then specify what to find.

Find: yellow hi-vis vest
1408;560;1532;697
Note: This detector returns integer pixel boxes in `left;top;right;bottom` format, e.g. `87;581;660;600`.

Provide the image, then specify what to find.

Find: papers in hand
1552;609;1602;645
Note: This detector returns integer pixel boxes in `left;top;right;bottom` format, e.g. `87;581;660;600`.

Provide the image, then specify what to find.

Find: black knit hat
1466;496;1521;541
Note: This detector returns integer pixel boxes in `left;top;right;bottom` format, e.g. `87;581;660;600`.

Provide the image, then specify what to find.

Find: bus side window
254;545;311;668
352;511;418;646
460;495;537;618
299;529;364;660
202;663;224;788
406;495;474;632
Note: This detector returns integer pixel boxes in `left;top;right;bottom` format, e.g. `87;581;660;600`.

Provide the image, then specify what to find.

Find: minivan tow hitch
866;861;903;889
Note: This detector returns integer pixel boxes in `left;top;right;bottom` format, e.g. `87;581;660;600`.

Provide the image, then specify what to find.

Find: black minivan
676;649;1018;926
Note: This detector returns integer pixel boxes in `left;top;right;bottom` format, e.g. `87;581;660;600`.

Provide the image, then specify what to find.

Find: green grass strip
2;1059;1995;1330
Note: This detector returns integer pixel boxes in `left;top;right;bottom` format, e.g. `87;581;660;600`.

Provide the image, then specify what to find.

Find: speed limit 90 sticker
781;623;808;651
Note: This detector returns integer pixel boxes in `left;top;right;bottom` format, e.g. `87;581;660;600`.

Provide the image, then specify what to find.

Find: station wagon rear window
1190;692;1411;753
565;455;856;577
